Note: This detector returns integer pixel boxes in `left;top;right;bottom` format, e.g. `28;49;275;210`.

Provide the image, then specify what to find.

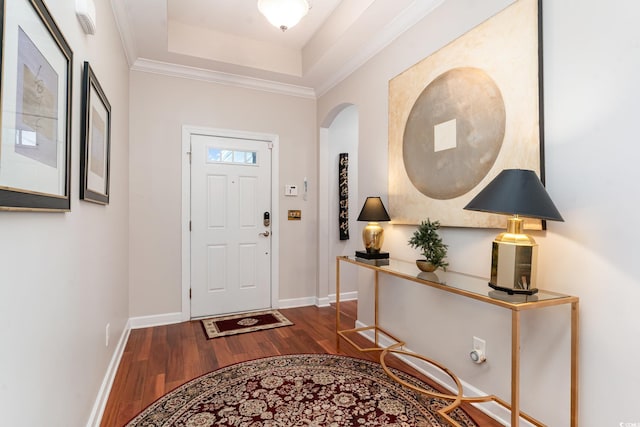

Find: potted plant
408;219;449;272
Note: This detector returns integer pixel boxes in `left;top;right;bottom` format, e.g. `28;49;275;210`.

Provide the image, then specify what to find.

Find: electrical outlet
471;336;487;363
105;323;110;347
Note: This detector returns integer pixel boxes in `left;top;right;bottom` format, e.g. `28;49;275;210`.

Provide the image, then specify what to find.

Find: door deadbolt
263;211;270;227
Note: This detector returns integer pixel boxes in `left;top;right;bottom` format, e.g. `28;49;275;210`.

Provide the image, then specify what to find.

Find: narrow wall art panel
338;153;349;240
80;62;112;205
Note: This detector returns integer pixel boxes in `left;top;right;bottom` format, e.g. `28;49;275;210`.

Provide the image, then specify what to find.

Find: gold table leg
571;301;579;426
336;257;341;352
374;270;379;347
512;310;521;427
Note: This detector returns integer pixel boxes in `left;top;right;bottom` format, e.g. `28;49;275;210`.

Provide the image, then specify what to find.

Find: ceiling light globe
257;0;310;31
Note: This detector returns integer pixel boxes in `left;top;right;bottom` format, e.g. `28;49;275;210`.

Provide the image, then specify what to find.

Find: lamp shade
357;197;391;222
257;0;309;31
464;169;563;221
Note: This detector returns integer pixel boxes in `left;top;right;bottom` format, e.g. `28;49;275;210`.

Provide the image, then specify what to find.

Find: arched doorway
318;104;359;305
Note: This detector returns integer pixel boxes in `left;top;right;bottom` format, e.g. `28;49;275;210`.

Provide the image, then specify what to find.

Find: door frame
181;125;280;321
318;104;359;306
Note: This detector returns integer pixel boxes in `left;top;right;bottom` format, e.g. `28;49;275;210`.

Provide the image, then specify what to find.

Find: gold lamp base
362;222;384;253
489;217;538;295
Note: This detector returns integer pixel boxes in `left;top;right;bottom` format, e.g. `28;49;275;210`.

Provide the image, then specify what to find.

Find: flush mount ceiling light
257;0;310;32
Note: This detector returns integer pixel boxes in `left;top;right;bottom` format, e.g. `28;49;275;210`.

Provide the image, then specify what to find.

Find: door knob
259;231;270;237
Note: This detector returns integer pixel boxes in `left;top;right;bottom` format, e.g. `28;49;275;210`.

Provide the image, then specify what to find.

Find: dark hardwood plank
100;303;501;426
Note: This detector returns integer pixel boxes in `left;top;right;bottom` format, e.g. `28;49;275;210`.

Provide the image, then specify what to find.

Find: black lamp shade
357;197;391;222
464;169;564;221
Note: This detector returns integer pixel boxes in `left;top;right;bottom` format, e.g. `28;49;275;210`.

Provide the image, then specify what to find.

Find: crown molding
131;58;317;99
110;0;137;66
315;0;444;97
112;0;443;99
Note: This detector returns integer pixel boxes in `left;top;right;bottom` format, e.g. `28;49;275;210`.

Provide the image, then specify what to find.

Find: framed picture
389;0;544;229
79;62;111;205
0;0;73;211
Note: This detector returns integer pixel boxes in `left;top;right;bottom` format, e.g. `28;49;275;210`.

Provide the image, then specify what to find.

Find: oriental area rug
125;354;477;427
201;310;293;339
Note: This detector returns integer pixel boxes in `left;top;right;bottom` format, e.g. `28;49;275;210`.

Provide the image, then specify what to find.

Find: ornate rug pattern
201;310;293;339
125;354;477;426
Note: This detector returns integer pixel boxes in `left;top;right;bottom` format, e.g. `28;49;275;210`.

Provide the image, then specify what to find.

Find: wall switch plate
285;185;298;196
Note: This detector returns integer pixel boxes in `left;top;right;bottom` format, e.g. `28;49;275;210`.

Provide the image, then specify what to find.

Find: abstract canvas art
389;0;544;229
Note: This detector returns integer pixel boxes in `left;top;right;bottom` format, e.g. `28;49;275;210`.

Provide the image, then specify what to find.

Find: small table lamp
463;169;563;295
356;197;391;259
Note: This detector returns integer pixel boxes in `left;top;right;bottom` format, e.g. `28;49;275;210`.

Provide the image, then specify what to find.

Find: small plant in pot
408;219;449;272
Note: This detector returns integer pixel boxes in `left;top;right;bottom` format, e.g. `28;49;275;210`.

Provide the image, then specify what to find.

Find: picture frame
79;61;111;205
338;153;349;240
388;0;544;229
0;0;73;211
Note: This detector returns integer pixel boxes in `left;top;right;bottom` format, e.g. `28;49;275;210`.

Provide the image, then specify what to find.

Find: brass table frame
335;256;579;427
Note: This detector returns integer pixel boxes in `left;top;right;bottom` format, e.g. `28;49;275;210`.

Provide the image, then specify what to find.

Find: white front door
190;134;272;317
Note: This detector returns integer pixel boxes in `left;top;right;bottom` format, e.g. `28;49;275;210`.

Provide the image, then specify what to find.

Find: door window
207;147;257;165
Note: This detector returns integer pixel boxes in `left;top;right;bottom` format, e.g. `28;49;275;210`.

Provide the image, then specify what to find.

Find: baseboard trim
86;319;131;427
316;296;331;307
328;291;358;304
88;312;184;426
125;293;359;328
278;296;317;309
279;291;358;309
129;312;183;329
354;320;535;427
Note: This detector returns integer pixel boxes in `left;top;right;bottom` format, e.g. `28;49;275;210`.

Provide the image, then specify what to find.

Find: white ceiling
110;0;444;97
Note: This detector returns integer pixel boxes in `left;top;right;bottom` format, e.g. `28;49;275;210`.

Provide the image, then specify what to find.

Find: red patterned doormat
125;354;478;426
200;309;293;339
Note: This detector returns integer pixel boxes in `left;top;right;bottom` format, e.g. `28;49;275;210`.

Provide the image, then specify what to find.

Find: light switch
285;185;298;196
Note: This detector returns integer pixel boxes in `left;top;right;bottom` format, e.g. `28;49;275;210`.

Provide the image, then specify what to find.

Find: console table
335;256;579;427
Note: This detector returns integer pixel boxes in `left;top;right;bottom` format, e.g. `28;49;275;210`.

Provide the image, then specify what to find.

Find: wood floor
100;303;501;426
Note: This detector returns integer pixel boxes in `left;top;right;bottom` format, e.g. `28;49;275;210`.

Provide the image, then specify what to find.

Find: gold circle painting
403;67;506;200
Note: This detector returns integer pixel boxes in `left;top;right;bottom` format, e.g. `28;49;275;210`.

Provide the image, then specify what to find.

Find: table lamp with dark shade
463;169;564;295
356;197;391;259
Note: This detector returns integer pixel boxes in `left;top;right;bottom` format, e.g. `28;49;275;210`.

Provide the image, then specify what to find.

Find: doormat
200;309;293;339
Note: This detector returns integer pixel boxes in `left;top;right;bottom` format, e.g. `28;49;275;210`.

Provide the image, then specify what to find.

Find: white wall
129;72;317;316
0;1;130;426
326;105;359;296
1;0;632;425
319;0;640;425
542;0;640;423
